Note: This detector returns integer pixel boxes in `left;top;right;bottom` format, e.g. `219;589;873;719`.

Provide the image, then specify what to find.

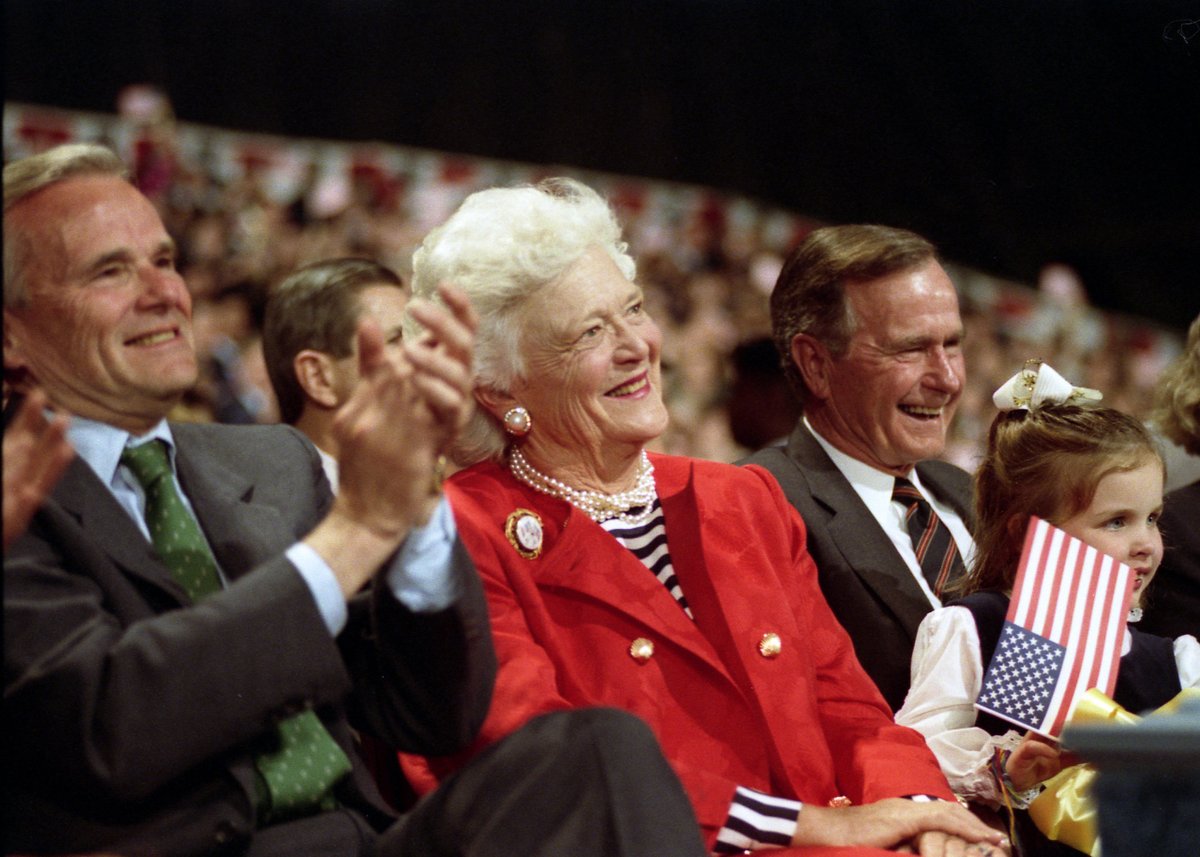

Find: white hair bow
992;359;1103;411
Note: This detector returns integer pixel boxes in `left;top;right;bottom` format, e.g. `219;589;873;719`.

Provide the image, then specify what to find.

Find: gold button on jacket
758;632;782;658
629;637;655;662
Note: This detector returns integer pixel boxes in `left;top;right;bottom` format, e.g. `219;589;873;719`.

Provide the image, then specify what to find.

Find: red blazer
404;454;953;849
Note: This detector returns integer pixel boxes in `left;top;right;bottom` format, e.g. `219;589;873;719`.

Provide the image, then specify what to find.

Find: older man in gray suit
2;144;704;857
742;225;975;713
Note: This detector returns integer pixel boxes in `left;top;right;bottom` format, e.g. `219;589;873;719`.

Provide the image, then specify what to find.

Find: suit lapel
172;427;292;581
655;457;806;697
52;457;187;601
783;425;932;633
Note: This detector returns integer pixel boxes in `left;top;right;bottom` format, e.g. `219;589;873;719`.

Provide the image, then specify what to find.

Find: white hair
409;178;636;464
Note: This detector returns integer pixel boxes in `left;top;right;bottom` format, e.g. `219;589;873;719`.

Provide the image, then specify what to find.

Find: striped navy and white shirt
600;501;691;618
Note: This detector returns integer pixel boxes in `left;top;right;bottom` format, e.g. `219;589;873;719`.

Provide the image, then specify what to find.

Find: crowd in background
5;93;1186;472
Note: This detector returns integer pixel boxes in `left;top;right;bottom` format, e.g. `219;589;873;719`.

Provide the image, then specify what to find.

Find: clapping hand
307;287;477;596
403;282;478;454
3;389;73;548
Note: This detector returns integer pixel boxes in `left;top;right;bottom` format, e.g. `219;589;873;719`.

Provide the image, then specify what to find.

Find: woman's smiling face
504;245;668;476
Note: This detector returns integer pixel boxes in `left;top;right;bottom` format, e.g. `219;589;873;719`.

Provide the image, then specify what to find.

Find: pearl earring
503;406;531;437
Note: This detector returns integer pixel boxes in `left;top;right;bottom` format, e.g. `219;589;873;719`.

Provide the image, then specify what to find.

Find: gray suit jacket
4;419;494;857
741;422;973;712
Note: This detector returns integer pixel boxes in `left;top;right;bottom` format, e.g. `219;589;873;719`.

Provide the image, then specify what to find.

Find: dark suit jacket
1141;479;1200;639
3;420;494;857
740;422;974;712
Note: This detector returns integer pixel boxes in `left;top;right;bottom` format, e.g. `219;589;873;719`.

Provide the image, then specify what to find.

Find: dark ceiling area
6;0;1199;330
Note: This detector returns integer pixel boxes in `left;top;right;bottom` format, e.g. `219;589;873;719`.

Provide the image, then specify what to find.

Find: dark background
6;0;1199;330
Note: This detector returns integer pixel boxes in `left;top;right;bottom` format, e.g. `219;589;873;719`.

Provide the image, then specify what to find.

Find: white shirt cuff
287;541;349;635
387;495;460;612
286;496;459;637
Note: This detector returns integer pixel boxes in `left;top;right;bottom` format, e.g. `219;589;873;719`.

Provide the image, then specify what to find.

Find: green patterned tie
121;440;352;822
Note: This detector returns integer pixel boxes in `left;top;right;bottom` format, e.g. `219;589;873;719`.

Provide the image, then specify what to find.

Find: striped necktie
892;476;964;598
121;440;351;822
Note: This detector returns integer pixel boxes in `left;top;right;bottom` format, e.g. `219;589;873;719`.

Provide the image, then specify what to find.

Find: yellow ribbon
1028;765;1100;856
1027;688;1200;856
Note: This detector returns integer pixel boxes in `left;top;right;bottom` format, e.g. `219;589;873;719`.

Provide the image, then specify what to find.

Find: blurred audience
3;99;1186;470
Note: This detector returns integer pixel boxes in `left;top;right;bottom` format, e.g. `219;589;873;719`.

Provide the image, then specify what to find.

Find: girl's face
1054;458;1164;608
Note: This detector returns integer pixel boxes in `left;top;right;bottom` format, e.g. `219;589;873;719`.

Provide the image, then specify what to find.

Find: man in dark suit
741;224;975;713
2;143;705;857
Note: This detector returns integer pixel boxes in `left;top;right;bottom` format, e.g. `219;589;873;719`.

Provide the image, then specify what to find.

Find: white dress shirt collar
67;416;176;490
803;416;954;606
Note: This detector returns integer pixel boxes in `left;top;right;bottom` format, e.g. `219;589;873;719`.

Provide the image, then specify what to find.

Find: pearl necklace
509;447;658;526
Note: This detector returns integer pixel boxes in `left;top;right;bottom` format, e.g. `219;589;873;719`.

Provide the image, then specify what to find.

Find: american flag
975;517;1134;738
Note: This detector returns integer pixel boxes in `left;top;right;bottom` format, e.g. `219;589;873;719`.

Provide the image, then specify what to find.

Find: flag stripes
976;517;1133;738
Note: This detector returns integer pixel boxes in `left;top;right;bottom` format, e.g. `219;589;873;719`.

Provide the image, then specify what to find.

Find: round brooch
504;508;544;559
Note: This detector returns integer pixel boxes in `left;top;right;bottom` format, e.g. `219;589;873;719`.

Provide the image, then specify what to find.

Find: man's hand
306;318;442;597
792;798;1009;856
3;389;73;548
403;282;478;453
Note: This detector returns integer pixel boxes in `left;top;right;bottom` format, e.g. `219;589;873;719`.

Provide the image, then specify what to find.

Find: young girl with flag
895;360;1200;856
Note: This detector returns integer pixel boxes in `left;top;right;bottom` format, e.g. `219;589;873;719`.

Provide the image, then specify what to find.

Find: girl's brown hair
957;403;1162;597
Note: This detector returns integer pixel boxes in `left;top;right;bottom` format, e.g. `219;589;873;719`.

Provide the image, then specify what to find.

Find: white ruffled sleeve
1176;634;1200;689
895;606;1023;807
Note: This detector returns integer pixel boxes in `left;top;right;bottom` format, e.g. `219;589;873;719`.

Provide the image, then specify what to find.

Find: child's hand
1005;732;1063;791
